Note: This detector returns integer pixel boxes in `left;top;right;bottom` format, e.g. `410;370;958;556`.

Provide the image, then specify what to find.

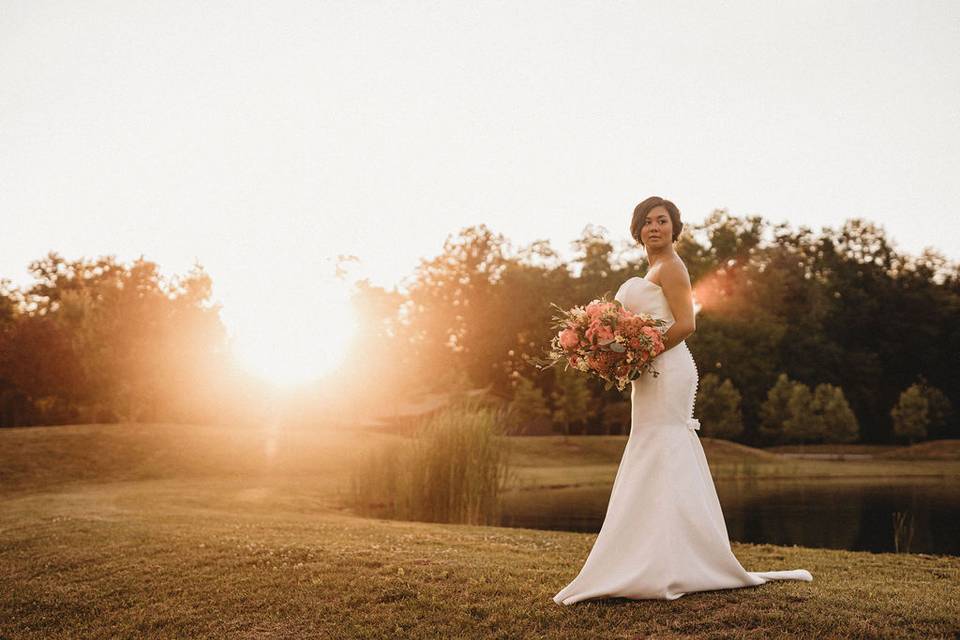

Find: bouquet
528;294;668;391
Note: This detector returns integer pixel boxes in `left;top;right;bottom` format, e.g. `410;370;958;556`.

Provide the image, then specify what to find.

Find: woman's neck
646;245;676;268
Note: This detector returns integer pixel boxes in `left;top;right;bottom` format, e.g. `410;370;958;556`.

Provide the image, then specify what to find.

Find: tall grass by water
892;510;916;553
350;397;517;525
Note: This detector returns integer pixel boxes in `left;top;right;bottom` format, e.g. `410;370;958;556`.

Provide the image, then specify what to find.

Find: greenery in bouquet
527;294;668;391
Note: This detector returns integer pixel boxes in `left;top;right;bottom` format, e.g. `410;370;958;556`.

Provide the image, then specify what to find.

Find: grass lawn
2;423;959;639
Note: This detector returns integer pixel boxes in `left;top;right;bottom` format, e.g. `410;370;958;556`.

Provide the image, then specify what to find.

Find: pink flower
587;351;620;374
640;326;660;340
558;328;580;350
585;301;603;318
584;320;614;344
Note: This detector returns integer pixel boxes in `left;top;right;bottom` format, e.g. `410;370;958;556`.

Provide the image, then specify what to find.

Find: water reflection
499;477;960;555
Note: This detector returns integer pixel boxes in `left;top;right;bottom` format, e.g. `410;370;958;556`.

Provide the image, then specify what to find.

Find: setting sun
228;281;357;386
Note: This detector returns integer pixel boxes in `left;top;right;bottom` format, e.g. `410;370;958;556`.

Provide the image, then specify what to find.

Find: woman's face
640;205;673;249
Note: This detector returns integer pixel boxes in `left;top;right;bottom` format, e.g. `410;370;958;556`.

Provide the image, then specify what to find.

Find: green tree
0;254;232;426
551;366;591;441
758;374;795;445
783;382;819;444
814;383;859;444
571;224;616;287
695;373;744;440
916;377;954;439
0;278;17;328
507;375;550;435
406;225;512;391
891;384;929;445
0;314;84;424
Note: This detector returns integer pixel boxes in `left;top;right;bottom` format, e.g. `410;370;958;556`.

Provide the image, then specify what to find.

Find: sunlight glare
229;280;356;387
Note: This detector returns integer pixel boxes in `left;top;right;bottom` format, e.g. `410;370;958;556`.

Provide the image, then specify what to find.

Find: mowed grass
2;423;960;639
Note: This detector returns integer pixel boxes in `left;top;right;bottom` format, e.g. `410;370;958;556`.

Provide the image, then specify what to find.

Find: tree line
351;211;958;445
3;210;958;445
0;253;259;427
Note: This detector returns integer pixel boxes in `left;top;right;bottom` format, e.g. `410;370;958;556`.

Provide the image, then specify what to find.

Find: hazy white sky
2;0;959;358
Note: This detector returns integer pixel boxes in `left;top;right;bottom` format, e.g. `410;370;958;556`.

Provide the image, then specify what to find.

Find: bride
553;196;813;605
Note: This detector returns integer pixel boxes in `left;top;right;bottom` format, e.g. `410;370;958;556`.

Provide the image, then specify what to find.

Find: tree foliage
891;384;930;445
3;209;958;444
0;253;238;426
758;373;795;445
551;365;592;439
814;384;859;444
507;375;551;435
695;374;744;440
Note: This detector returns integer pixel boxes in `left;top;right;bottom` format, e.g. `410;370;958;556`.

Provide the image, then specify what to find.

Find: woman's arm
658;260;696;353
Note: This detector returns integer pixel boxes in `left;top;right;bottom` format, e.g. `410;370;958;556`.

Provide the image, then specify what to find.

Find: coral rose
558;328;580;350
585;322;614;343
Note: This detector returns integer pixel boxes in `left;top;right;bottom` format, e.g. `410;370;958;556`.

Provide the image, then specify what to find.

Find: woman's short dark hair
631;196;684;246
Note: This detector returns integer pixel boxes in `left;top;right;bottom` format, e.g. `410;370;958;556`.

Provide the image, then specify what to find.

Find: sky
2;1;959;378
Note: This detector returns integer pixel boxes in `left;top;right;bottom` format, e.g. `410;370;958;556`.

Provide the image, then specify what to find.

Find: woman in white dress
553;196;812;605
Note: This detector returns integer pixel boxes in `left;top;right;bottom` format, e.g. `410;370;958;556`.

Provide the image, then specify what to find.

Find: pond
499;476;960;556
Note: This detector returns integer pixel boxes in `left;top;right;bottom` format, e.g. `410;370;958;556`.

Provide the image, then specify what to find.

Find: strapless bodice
614;277;676;329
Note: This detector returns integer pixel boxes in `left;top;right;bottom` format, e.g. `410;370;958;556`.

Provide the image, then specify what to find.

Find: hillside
876;439;960;460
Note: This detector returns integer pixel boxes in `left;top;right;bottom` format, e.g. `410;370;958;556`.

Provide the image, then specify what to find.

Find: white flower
686;418;701;431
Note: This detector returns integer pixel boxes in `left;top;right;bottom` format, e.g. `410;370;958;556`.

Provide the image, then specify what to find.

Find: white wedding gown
553;276;813;605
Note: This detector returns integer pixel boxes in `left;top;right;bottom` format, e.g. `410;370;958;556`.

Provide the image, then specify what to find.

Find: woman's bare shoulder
660;256;691;286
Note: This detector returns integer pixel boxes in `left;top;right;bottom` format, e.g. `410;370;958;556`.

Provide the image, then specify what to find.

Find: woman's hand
658;259;696;352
